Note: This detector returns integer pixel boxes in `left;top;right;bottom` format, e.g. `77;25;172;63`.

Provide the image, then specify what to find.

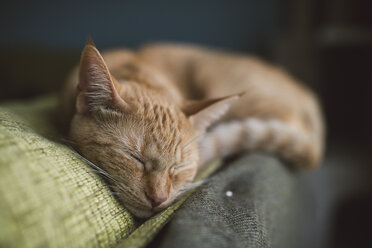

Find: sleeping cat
60;41;325;218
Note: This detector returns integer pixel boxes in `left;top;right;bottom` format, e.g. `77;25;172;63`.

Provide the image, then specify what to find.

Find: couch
0;94;303;248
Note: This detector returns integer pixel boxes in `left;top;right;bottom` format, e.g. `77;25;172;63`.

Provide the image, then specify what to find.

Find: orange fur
138;44;325;167
60;42;325;218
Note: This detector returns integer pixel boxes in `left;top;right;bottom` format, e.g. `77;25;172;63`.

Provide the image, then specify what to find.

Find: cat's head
69;43;238;218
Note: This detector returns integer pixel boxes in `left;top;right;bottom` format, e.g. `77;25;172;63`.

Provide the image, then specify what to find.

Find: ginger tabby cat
60;41;325;218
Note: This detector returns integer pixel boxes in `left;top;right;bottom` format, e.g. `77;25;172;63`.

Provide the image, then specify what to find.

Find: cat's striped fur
61;42;325;218
139;44;324;168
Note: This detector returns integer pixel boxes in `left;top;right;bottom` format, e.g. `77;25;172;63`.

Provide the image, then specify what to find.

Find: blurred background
0;0;371;247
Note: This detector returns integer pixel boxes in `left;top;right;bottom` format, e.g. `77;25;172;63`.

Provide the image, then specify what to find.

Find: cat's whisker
72;164;105;174
112;184;148;207
72;164;118;181
184;179;207;191
183;133;203;149
173;161;191;171
177;161;189;168
174;179;207;200
70;150;120;183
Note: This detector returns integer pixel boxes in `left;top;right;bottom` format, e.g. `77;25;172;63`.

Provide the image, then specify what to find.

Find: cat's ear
76;42;130;114
182;94;241;135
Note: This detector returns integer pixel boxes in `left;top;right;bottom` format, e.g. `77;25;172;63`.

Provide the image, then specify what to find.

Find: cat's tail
199;115;324;169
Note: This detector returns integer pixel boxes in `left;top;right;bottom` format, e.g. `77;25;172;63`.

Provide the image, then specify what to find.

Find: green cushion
0;95;219;248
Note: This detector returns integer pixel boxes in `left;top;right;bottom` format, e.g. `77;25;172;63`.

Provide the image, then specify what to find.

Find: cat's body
60;42;325;218
138;44;324;167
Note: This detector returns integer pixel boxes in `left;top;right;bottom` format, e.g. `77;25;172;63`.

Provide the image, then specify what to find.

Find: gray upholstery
153;154;302;248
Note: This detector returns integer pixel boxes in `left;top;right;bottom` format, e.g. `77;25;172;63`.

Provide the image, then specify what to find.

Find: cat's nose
151;196;167;208
146;193;167;208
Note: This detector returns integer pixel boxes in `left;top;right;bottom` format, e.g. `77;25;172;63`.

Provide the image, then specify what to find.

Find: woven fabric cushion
0;95;219;248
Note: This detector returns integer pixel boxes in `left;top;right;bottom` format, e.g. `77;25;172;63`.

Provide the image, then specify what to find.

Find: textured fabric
0;95;220;248
153;154;301;248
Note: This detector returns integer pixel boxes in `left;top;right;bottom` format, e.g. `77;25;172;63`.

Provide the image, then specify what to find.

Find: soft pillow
0;95;219;248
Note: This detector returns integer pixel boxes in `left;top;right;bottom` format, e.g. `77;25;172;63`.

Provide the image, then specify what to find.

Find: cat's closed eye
169;166;175;175
129;154;145;170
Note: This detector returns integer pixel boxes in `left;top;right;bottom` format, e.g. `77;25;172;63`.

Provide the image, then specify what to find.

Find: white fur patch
213;121;242;155
199;117;310;165
243;118;268;148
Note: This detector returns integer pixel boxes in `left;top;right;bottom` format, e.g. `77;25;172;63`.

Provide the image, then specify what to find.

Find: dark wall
0;0;281;51
0;0;282;100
